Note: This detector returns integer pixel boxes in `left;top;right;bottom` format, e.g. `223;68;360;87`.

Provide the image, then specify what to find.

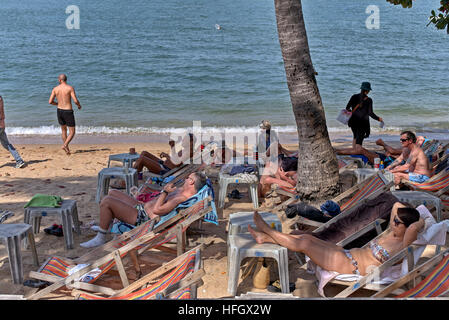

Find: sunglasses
400;138;410;142
393;216;405;227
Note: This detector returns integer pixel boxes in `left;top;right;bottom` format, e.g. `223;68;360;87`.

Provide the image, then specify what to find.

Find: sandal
44;224;60;235
45;224;63;237
228;189;242;199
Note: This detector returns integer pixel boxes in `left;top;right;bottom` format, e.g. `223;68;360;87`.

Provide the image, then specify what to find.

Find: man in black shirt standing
345;82;383;149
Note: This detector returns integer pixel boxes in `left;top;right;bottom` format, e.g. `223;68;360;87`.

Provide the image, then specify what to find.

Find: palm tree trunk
274;0;339;200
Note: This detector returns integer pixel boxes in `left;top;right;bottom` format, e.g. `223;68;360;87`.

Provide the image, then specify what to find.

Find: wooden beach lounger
373;247;449;298
72;244;204;300
26;197;213;300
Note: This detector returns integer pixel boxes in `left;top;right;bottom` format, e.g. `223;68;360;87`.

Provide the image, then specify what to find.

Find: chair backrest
337;172;391;213
396;252;449;298
76;246;203;300
407;165;449;193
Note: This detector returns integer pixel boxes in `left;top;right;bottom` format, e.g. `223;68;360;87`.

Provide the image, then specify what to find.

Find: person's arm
368;99;382;122
346;95;356;112
71;88;81;110
151;183;187;216
386;152;404;171
49;88;58;106
402;218;425;248
391;151;416;173
0;96;4;120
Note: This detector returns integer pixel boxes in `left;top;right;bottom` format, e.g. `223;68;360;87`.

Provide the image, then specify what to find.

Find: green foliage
386;0;413;9
387;0;449;33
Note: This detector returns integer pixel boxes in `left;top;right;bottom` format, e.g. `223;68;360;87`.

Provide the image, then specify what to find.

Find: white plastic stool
227;211;282;272
95;167;138;203
0;223;39;284
107;153;141;168
228;211;282;236
24;199;80;250
227;233;289;296
218;171;259;209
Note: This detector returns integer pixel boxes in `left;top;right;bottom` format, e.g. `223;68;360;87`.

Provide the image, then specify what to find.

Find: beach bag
336;109;352;125
336;97;365;125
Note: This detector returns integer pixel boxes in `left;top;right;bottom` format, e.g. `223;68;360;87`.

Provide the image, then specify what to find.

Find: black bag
285;202;331;223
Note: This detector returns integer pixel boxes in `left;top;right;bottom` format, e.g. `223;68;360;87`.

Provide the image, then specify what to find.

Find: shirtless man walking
48;74;82;155
386;131;432;185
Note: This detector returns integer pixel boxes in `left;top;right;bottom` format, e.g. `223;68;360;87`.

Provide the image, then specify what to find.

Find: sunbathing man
248;202;424;276
133;133;196;176
80;171;207;248
386;131;432;185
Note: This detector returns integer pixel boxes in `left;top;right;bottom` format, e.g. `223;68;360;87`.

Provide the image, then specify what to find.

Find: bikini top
369;239;391;264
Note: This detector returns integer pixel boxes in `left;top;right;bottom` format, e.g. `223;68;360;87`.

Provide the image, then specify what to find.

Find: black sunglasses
393;216;405;227
400;138;410;142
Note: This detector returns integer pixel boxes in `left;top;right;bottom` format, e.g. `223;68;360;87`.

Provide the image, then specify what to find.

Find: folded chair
26;196;213;300
282;171;394;232
275;169;393;215
373;247;449;298
72;244;205;300
309;205;448;297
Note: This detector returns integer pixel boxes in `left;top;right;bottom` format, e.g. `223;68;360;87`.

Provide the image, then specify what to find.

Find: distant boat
215;24;221;30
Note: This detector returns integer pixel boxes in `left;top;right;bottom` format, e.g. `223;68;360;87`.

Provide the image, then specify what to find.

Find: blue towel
350;154;369;164
111;179;218;234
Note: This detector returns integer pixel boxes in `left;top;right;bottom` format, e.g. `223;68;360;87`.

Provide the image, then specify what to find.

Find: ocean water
0;0;448;137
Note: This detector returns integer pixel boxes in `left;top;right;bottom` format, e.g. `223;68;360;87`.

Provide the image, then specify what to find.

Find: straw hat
259;120;271;130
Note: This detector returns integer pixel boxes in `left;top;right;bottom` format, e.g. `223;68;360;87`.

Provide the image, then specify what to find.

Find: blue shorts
408;172;430;183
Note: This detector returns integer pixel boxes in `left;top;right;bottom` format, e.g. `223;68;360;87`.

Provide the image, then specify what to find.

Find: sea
0;0;448;142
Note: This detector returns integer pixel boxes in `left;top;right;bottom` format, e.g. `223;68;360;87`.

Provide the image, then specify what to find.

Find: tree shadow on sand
73;148;111;154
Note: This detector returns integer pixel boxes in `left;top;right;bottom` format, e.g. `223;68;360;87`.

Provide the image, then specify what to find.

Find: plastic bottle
379;160;384;170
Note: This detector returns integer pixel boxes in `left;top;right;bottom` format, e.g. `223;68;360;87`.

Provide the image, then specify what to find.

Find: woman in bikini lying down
248;202;424;276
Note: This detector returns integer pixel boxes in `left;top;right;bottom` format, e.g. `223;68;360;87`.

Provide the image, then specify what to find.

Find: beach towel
111;179;218;234
24;194;63;208
229;165;255;175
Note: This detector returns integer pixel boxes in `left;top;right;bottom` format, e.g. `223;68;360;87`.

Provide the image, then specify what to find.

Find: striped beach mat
340;174;384;212
396;254;449;298
77;250;197;300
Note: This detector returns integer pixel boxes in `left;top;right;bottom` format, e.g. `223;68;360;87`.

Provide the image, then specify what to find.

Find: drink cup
374;157;380;171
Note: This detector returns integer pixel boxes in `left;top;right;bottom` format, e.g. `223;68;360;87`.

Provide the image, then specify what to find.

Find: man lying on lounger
80;172;207;248
134;133;196;176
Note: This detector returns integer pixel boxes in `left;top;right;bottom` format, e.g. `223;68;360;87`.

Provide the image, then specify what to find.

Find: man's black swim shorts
57;108;76;127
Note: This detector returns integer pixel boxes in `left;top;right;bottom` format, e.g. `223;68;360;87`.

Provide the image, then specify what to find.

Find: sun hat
259;120;271;130
360;82;372;91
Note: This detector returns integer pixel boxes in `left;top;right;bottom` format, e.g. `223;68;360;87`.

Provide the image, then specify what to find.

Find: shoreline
4;129;417;146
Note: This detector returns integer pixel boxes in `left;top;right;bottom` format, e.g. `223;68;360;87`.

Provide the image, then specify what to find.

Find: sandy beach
0;133;447;299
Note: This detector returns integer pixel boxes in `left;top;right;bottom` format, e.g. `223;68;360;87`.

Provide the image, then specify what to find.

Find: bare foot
253;210;272;234
375;139;384;146
62;145;71;155
248;225;269;244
